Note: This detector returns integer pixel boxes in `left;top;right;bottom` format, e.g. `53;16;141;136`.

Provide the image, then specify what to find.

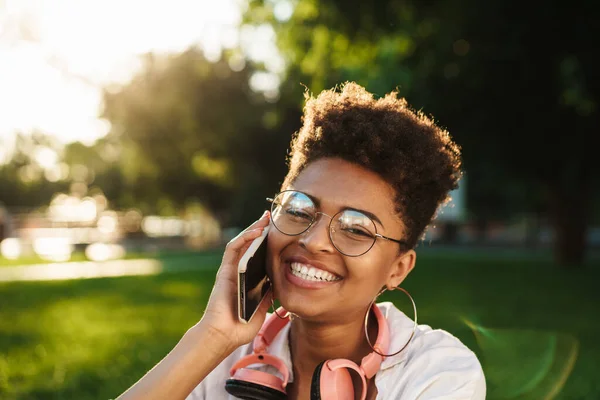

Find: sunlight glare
0;0;244;145
0;238;22;260
34;146;58;169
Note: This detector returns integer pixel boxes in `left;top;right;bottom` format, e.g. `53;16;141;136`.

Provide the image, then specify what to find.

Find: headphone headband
359;305;389;378
253;307;291;353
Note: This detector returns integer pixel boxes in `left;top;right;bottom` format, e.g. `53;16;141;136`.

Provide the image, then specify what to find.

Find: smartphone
237;225;271;323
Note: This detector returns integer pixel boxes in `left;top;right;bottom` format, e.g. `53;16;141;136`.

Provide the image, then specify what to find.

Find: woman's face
266;157;415;322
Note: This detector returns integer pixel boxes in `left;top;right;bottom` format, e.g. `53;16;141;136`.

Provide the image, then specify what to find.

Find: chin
278;294;323;318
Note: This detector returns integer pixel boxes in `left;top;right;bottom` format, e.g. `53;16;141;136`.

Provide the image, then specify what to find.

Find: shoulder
376;302;486;400
186;342;254;400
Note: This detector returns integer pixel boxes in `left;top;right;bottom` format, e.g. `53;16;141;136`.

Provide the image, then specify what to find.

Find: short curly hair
282;82;462;249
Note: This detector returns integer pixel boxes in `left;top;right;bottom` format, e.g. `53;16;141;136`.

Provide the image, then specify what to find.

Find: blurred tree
61;138;126;205
0;132;68;208
101;48;284;225
246;0;599;266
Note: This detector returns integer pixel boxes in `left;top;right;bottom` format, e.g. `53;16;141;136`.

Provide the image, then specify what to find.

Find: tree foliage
0;133;68;209
246;0;600;265
101;48;285;224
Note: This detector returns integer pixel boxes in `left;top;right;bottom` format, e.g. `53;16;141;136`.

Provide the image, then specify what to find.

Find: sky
0;0;284;155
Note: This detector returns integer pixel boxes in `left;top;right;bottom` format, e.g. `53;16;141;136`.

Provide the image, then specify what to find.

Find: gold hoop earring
266;277;290;319
364;286;417;357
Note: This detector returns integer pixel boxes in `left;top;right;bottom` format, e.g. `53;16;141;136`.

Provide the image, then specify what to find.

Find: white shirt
187;302;486;399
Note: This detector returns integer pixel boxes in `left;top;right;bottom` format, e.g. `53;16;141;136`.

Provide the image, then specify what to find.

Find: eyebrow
303;192;385;229
347;207;385;229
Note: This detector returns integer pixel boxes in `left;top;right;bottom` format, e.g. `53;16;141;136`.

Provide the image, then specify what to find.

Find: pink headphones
225;304;390;400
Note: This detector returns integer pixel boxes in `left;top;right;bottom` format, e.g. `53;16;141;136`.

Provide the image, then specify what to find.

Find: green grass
0;251;599;399
0;249;209;267
0;253;90;267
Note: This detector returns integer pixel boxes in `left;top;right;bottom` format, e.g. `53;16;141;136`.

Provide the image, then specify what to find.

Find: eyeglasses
267;190;407;257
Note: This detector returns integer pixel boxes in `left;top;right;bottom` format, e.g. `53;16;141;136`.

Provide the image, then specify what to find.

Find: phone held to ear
237;225;271;324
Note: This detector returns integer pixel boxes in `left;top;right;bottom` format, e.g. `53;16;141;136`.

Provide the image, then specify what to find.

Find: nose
298;212;336;254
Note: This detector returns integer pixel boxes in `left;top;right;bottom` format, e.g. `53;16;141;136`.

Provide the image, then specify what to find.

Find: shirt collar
376;301;416;370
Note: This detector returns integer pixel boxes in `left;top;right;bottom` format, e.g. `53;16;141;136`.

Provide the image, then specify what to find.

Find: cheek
267;229;287;252
347;250;393;283
265;229;291;270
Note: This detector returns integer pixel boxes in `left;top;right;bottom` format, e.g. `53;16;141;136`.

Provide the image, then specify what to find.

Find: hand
193;211;273;352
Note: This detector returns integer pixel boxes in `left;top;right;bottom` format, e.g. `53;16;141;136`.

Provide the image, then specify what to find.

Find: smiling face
266;157;416;322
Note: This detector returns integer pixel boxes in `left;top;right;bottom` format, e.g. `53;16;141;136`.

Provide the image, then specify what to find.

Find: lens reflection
332;210;377;255
271;191;316;235
464;319;579;400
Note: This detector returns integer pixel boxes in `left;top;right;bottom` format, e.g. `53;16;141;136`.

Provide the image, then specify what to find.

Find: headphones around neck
225;304;390;400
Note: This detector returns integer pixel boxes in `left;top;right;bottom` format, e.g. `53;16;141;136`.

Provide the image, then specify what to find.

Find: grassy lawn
0;251;599;399
0;253;91;267
0;249;212;267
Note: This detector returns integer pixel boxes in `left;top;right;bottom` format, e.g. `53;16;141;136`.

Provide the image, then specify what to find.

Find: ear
385;249;416;289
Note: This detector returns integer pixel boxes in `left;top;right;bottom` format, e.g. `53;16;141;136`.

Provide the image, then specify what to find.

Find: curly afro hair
282;82;462;249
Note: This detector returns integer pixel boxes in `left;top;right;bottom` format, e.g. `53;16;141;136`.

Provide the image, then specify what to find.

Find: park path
2;246;597;283
0;259;165;282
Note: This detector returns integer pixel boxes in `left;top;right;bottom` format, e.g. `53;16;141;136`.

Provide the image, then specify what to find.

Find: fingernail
261;210;269;218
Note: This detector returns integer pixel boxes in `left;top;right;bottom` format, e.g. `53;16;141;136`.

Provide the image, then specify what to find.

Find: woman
117;83;486;399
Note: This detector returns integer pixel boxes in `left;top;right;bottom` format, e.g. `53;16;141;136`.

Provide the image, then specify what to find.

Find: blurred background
0;0;598;399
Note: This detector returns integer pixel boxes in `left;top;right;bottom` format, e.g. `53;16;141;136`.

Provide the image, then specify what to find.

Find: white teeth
290;262;340;282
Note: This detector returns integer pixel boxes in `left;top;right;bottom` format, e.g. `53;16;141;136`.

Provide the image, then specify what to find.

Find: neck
288;305;378;379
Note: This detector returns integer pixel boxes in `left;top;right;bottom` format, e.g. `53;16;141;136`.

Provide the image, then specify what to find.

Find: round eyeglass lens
331;210;377;256
271;191;316;235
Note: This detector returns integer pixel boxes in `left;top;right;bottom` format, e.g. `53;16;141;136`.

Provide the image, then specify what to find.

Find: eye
285;208;313;220
342;226;375;239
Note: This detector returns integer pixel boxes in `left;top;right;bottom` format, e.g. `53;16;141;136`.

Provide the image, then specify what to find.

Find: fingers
228;211;270;249
220;211;270;268
220;228;263;270
241;210;271;233
227;227;264;252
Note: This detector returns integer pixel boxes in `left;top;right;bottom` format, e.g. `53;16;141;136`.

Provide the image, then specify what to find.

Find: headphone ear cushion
310;361;325;400
225;379;287;400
